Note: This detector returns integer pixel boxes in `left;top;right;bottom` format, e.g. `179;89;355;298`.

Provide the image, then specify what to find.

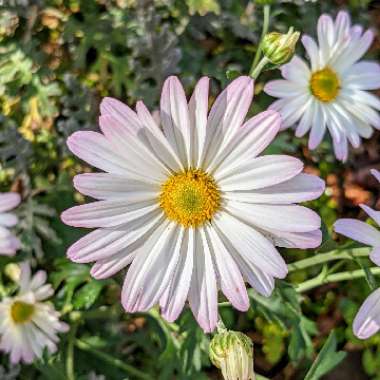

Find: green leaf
73;280;105;310
304;331;347;380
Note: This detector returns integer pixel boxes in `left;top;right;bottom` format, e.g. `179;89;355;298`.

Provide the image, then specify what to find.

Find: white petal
353;288;380;339
213;212;287;279
334;219;380;246
264;80;306;98
217;155;303;191
343;61;380;90
188;228;218;333
224;173;325;204
280;55;310;84
160;76;191;167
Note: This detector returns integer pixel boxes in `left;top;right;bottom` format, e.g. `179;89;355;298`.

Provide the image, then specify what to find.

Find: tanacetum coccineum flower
264;11;380;161
334;169;380;339
61;76;324;332
0;192;21;256
0;262;69;364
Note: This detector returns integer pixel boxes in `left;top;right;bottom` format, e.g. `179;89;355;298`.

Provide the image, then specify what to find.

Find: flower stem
249;56;270;79
287;247;370;273
66;322;78;380
250;4;271;75
296;267;380;293
75;339;151;380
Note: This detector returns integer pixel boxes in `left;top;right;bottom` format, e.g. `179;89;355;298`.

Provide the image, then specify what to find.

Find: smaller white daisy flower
334;169;380;339
0;192;21;256
0;262;69;364
265;10;380;161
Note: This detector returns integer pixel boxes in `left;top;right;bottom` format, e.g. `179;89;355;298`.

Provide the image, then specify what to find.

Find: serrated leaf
73;280;105;310
304;331;347;380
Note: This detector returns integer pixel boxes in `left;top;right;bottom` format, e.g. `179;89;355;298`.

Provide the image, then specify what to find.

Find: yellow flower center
10;301;35;324
159;169;221;228
310;67;340;102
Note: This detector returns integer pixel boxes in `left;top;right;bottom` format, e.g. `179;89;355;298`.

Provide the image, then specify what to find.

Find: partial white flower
62;76;324;332
0;192;21;256
334;169;380;339
0;262;69;364
264;11;380;161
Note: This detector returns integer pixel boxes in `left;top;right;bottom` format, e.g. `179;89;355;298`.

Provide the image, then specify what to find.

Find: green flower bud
262;28;300;65
4;263;21;282
210;330;255;380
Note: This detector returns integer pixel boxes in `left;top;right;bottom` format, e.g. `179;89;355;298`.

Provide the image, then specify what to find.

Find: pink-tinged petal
370;247;380;266
226;201;321;233
30;270;47;290
188;228;218;333
136;100;183;172
333;30;374;73
360;204;380;227
68;212;163;263
0;193;21;212
335;11;351;42
264;80;306;98
271;229;322;249
213;212;288;279
67;131;160;183
343;61;380;90
334;219;380;246
224;173;325;204
91;250;137;279
73;173;158;201
205;224;249;311
301;35;320;70
160;228;194;322
0;235;21;256
0;213;18;227
295;99;315;137
216;155;303;191
353;288;380;339
201;76;254;170
100;97;141;130
61;200;158;228
317;14;335;64
332;133;349;162
99;114;169;179
280;56;310;85
371;169;380;183
160;76;191;167
188;77;209;168
122;222;181;312
210;110;281;175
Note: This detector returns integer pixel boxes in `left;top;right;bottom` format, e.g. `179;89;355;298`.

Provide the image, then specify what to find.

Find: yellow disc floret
10;301;35;324
310;67;340;102
159;169;221;228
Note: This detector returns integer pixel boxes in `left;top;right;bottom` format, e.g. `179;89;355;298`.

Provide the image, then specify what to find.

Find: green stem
287;247;370;273
75;339;151;380
250;4;271;74
249;56;270;79
296;267;380;293
66;323;78;380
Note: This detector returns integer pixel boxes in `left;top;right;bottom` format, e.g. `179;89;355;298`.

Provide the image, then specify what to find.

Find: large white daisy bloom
61;76;324;332
0;262;69;364
334;169;380;339
0;192;21;256
264;11;380;161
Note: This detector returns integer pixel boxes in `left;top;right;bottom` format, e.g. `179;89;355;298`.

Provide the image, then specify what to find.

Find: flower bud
4;263;21;282
262;28;300;65
210;330;255;380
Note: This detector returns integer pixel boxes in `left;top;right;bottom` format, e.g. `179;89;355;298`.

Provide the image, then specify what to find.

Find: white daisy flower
0;262;69;364
62;76;324;332
0;192;21;256
264;11;380;161
334;169;380;339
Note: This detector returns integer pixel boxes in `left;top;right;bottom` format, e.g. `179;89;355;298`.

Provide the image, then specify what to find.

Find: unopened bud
262;28;300;65
210;330;255;380
4;263;21;282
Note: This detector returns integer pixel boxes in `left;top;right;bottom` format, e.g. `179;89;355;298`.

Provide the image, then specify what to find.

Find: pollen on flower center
159;169;221;228
310;67;340;102
10;301;35;324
